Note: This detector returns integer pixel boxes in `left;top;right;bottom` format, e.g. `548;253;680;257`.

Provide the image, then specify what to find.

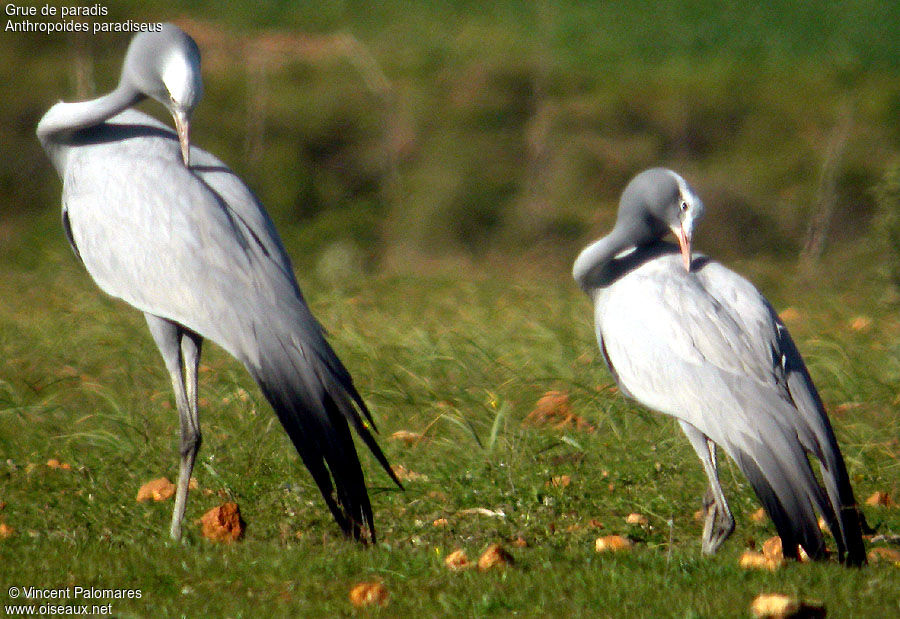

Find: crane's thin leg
145;314;202;541
679;420;735;554
173;328;202;540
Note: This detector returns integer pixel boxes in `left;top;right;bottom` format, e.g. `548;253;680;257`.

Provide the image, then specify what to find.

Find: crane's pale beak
673;223;692;272
173;110;191;167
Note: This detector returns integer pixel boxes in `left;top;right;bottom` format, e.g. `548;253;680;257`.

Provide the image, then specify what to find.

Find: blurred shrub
5;1;899;275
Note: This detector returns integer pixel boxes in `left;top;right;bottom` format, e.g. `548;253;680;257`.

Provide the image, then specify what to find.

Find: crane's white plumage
574;168;865;565
162;51;202;110
37;24;398;543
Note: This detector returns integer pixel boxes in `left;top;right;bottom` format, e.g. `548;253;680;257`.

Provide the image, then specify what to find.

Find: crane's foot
700;486;735;555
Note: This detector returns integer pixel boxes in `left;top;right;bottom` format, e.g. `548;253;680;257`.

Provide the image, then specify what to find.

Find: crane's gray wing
595;253;863;562
61;115;398;540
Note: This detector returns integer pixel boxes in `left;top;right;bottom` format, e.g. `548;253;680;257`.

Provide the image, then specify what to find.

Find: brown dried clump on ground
867;547;900;564
625;513;648;526
865;491;895;507
749;593;825;618
739;551;782;571
199;502;244;542
391;464;428;482
594;535;632;552
478;544;514;570
136;478;176;502
348;582;389;607
523;391;595;432
444;549;471;571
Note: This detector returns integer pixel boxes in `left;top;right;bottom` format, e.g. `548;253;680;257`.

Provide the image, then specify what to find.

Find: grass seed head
390;430;424;446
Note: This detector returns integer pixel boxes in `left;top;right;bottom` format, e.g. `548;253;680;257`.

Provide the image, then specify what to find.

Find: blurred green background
2;0;898;284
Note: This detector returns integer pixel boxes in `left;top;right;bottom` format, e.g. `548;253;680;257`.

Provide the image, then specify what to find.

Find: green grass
1;230;898;617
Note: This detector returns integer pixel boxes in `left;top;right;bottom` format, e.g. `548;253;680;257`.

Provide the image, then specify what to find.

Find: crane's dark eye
680;201;688;212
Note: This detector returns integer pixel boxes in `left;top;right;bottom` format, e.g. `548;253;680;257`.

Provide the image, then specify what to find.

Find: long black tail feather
248;324;399;543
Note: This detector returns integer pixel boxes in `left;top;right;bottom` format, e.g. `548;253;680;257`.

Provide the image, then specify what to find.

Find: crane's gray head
122;24;202;166
618;167;705;271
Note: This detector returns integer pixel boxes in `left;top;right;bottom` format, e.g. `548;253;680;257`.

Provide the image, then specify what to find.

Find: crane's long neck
572;225;632;291
37;81;140;175
37;81;139;143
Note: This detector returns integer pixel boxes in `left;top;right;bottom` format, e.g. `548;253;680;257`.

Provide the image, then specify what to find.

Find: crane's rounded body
574;169;865;565
37;24;397;543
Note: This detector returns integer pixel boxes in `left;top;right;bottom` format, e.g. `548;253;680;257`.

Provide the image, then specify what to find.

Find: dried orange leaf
749;593;825;619
444;549;471;571
750;508;767;523
136;478;176;502
750;594;800;618
46;459;71;470
523;391;595;432
868;547;900;563
391;464;428;482
762;536;810;562
188;477;199;490
433;518;448;528
739;550;782;571
625;513;648;526
0;523;13;539
348;581;389;607
478;543;513;570
510;536;528;548
865;491;895;507
390;430;424;445
199;502;244;542
594;535;632;552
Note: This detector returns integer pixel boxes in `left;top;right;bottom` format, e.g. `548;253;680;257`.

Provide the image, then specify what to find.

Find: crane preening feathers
37;24;399;543
573;168;866;565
